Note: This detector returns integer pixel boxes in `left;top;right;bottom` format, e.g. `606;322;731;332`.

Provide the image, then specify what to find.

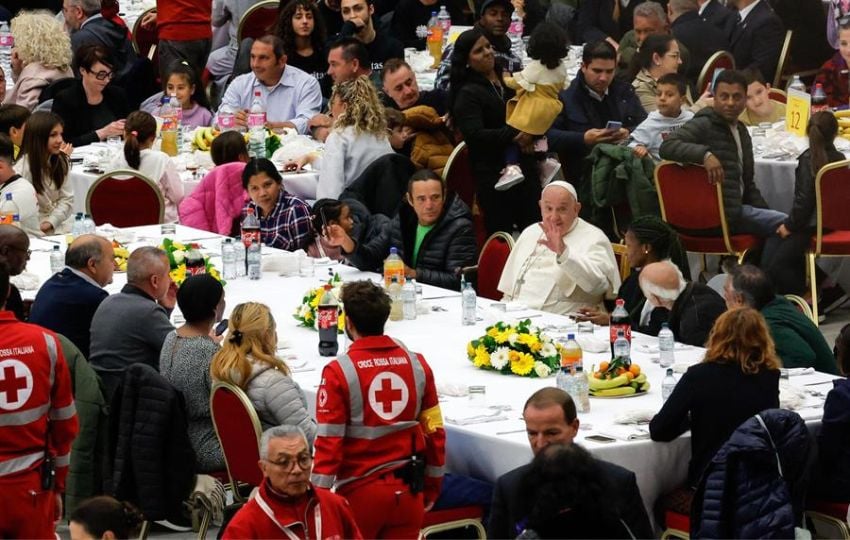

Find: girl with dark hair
14;110;73;234
69;496;144;539
163;61;213;128
449;28;541;235
766;111;845;294
497;21;568;190
277;0;328;86
516;444;633;539
106;111;184;222
630;34;682;113
307;198;352;260
577;215;688;325
241;158;313;251
51;44;130;147
210;130;249;166
160;274;226;472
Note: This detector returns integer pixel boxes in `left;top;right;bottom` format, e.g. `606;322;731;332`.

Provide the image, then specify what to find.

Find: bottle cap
567;333;575;340
390;247;398;254
666;368;674;375
661;322;669;328
615;298;624;306
617;329;625;337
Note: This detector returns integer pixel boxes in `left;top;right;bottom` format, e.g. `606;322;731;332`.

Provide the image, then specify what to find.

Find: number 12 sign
786;89;811;137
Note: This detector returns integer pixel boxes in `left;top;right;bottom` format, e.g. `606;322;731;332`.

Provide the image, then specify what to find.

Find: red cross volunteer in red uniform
312;280;445;539
0;265;78;538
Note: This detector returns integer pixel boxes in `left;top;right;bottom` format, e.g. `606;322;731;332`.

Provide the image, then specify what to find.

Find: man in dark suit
725;0;785;84
29;235;113;359
698;0;734;30
669;0;728;87
577;0;649;46
767;0;833;72
488;388;653;539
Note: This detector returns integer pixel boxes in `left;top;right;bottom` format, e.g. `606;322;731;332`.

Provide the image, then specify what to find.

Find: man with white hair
638;260;726;346
498;181;621;315
223;426;363;539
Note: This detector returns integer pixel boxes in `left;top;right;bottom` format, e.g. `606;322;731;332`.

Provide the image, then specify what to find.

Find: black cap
479;0;514;17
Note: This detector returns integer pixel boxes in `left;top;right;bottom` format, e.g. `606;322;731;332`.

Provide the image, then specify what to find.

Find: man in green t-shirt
326;169;477;290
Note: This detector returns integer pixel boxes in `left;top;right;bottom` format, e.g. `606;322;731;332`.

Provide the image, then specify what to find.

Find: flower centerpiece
466;319;561;377
159;238;223;286
293;273;345;333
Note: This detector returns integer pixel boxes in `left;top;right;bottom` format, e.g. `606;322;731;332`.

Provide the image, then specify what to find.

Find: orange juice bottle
383;247;405;287
426;12;443;68
560;334;583;369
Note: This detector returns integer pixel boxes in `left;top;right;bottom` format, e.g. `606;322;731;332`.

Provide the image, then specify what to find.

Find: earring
644;248;649;254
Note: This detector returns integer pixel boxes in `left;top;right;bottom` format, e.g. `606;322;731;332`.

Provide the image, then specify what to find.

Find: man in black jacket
64;0;137;80
547;40;647;186
638;261;726;346
488;387;653;539
725;0;785;84
327;169;476;290
336;0;404;82
669;0;728;87
698;0;734;31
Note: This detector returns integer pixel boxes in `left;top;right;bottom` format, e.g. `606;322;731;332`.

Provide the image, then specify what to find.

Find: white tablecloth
18;224;835;524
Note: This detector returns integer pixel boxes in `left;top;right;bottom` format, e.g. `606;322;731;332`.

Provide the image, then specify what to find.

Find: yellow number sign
786;89;811;137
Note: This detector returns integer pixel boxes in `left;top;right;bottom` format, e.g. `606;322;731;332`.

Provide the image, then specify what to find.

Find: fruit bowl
112;240;129;272
589;358;650;398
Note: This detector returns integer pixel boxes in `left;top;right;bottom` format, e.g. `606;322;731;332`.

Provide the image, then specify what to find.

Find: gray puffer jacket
244;359;317;444
659;107;769;231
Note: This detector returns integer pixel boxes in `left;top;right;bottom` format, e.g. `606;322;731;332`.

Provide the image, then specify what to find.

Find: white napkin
442;402;508;425
10;271;40;291
781;367;815;377
437;383;468;397
614;409;655;425
575;334;609;353
595;425;650;441
262;252;299;274
779;381;808;411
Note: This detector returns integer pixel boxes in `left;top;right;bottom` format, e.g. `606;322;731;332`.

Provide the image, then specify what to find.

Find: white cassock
497;218;621;315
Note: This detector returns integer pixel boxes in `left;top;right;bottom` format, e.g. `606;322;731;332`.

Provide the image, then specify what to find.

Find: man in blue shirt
217;35;323;134
30;235;113;359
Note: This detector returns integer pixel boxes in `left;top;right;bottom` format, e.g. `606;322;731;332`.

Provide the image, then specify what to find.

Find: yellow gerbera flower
337;312;346;331
517;333;540;348
510;352;535;376
169;266;186;284
467;342;476;358
473;345;491;367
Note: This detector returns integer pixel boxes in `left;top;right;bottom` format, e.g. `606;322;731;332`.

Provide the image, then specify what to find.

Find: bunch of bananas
588;357;649;397
193;127;220;151
834;110;850;140
112;240;130;272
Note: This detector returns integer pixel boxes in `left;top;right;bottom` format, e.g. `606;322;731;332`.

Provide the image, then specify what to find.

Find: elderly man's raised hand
538;218;566;255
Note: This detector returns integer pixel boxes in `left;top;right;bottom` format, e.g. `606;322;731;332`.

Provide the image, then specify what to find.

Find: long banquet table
19;225;838;524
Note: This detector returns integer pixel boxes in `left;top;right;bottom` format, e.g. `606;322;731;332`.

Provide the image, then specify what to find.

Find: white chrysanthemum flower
508;332;519;345
490;347;511;370
534;361;552;378
541;342;557;359
172;250;186;264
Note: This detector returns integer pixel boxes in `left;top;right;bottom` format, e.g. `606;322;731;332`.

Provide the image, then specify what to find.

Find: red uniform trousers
338;473;424;540
0;470;56;539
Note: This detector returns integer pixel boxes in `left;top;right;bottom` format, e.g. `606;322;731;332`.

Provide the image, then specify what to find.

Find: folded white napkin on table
779;381;812;411
614;409;655;425
437;383;468;397
595;425;650;441
575;334;608;353
442;402;508;425
262;251;301;274
781;367;815;377
11;272;40;291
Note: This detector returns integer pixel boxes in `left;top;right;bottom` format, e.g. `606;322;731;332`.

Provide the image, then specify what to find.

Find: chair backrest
768;88;787;104
476;232;514;300
610;242;631;281
131;8;157;58
773;30;794;89
86;169;165;227
784;294;815;325
814;159;850;253
443;142;475;209
237;0;280;43
38;77;76;104
210;382;264;497
696;51;736;96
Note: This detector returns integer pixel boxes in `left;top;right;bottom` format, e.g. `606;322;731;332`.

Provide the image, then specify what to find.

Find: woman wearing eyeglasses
51;44;130;147
210;302;317;443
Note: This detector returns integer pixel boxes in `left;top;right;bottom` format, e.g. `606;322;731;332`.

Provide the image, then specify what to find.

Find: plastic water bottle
169;93;183;150
49;245;63;274
437;5;452;46
556;365;574;396
461;276;476;326
0;21;12;78
248;91;266;159
610;298;631;356
71;213;84;238
812;83;829;113
613;329;630;363
0;193;19;225
426;11;443;68
658;322;675;368
508;11;524;59
317;284;339;357
217;103;236;132
402;280;417;320
383;247;405;286
788;74;806;94
572;365;590;413
388;275;404;321
159;97;179;157
662;368;677;402
233;237;246;277
83;213;95;234
560;333;583;370
221;238;237;280
247;238;261;280
240;208;261;248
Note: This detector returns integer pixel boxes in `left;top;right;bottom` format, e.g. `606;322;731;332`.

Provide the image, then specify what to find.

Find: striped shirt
243;190;312;252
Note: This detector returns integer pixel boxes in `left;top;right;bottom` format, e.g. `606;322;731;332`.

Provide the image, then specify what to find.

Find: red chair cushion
679;233;761;254
699;54;735;94
812;231;850;255
240;6;279;41
809;500;850;520
210;387;263;488
665;509;691;533
445;145;475;209
88;176;163;227
422;505;484;528
477;236;511;301
657;165;723;231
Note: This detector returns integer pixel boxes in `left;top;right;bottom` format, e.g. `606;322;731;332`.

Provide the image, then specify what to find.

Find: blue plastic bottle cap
567;334;575;340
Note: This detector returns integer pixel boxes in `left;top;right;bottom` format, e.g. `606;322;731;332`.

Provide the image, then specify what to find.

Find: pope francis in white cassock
497;181;621;315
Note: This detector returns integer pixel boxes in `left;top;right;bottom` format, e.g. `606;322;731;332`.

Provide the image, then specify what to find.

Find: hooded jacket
403;105;455;176
761;296;839;374
659;107;769;230
241;359;317;442
345;193;476;290
813;378;850;500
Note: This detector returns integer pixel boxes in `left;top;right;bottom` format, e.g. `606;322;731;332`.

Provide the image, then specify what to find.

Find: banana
640;381;651;392
588;373;630;391
591;386;636;397
838;118;850;128
633;373;646;385
204;127;215;144
835;110;850;118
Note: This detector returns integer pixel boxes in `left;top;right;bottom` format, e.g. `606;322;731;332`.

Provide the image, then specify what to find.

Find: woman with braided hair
577;215;688;325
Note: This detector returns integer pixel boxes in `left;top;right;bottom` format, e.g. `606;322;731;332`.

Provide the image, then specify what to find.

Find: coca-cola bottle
318;284;339;357
610;298;631;356
185;246;206;276
241;208;261;248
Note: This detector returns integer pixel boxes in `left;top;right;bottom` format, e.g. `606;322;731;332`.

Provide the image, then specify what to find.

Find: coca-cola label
241;229;260;247
318;307;338;330
610;323;631;343
186;263;206;276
